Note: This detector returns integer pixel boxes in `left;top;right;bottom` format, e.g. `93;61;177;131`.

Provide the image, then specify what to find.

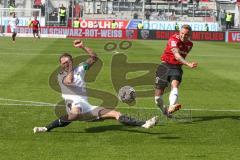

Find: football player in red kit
29;16;40;39
154;24;198;117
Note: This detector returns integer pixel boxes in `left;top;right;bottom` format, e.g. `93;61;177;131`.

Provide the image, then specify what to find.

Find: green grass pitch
0;37;240;160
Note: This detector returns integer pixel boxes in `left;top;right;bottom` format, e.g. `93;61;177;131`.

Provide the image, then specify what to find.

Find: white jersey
58;63;87;100
57;63;98;114
9;17;19;32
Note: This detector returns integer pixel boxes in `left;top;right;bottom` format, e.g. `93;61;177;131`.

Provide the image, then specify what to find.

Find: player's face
179;28;191;42
60;56;72;70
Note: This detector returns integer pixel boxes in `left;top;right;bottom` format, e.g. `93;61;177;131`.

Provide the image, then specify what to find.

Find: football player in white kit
33;40;158;133
9;13;19;43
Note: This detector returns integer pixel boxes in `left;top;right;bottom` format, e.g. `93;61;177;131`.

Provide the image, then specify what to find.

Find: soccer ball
118;86;136;103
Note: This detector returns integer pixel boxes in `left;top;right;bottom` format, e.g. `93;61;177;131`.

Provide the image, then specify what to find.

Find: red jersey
161;33;193;65
31;19;40;30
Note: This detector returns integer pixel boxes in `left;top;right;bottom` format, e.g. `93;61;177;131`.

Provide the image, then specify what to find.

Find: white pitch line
0;102;240;112
0;51;113;56
116;107;240;112
0;103;56;107
0;97;239;112
0;97;55;105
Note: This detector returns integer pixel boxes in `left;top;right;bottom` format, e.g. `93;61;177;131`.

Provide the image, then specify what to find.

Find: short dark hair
181;24;192;32
59;53;72;62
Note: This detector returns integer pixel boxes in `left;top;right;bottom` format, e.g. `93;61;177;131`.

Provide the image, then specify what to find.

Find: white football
118;86;136;103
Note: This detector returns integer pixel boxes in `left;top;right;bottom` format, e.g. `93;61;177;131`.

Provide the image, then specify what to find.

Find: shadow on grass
159;136;181;140
84;125;164;135
51;124;165;135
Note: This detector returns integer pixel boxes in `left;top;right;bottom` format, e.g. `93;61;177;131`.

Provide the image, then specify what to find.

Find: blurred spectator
41;0;45;16
75;2;81;18
133;13;138;19
59;4;66;25
145;11;151;20
220;10;226;26
73;17;80;28
225;12;232;30
137;21;143;30
8;0;15;7
49;8;58;21
204;23;209;31
175;22;179;31
33;0;45;16
9;2;15;15
196;0;200;8
69;1;74;18
34;0;42;9
80;4;83;18
111;20;117;29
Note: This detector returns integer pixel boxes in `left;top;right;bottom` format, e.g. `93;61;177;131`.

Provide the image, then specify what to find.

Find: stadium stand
0;0;239;29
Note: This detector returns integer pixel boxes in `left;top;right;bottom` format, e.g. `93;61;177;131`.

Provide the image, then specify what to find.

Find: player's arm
16;18;19;26
63;58;74;85
73;40;98;70
171;48;197;68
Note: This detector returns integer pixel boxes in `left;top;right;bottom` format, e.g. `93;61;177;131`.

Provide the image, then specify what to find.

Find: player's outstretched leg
118;114;158;129
33;116;72;133
33;110;82;133
98;108;158;128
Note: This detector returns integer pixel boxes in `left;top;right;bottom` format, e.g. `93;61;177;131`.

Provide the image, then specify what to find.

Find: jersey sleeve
77;62;90;72
57;73;65;85
82;63;90;70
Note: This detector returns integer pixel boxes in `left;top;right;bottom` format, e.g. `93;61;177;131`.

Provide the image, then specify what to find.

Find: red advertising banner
7;26;138;39
154;31;224;41
228;32;240;42
6;26;225;41
156;31;178;39
191;32;225;41
78;19;129;29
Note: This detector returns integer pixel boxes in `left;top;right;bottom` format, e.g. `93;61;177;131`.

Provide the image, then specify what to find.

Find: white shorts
62;94;98;114
10;27;17;33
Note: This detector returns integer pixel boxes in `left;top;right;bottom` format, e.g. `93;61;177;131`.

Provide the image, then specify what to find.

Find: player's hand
187;62;198;68
73;39;84;48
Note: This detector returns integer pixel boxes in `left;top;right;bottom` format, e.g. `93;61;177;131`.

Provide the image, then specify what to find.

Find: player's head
34;16;37;20
12;13;15;17
179;24;192;42
59;53;73;70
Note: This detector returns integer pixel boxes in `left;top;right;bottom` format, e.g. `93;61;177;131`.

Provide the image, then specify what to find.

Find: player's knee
69;107;81;116
155;96;163;107
115;111;121;119
59;117;71;127
108;110;121;119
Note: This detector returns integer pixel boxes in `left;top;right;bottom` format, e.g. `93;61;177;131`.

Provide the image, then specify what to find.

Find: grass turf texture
0;37;240;160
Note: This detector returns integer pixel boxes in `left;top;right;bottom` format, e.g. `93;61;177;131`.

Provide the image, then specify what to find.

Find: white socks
155;96;165;112
155;96;163;107
169;88;178;106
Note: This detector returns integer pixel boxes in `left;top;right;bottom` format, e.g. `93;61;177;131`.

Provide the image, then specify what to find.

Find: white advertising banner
143;21;220;31
0;17;45;26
